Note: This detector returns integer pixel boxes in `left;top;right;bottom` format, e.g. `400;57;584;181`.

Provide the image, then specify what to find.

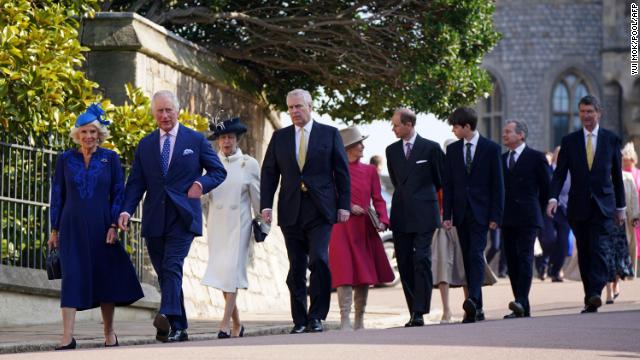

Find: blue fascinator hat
75;103;110;127
209;117;247;140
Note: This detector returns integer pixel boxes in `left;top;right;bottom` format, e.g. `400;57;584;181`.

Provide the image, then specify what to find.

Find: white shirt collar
512;142;526;156
403;131;418;146
464;131;480;146
160;124;179;138
295;119;314;133
583;124;599;137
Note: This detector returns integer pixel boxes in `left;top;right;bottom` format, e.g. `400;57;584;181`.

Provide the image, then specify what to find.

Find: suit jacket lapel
470;136;488;175
167;124;187;175
303;122;320;172
149;129;162;173
592;129;605;170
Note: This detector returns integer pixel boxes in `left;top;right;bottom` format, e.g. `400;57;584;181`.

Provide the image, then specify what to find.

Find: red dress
329;161;395;287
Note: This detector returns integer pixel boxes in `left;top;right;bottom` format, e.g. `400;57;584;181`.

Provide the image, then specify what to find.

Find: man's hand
489;221;498;230
187;183;203;198
338;209;350;223
106;227;118;244
118;213;130;231
442;220;452;230
262;209;273;225
546;202;557;218
351;204;366;215
615;209;626;226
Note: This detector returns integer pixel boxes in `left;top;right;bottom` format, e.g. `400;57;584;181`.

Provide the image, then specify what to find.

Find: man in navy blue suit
442;107;504;323
386;108;445;327
500;119;550;318
260;89;351;334
546;95;626;313
119;90;226;342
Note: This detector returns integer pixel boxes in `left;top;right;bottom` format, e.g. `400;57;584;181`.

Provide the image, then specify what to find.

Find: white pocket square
416;160;428;164
182;149;194;156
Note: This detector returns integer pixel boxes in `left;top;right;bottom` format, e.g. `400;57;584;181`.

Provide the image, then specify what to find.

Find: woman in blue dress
48;104;144;350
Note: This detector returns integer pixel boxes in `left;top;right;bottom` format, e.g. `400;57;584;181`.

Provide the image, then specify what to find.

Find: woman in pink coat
329;126;394;330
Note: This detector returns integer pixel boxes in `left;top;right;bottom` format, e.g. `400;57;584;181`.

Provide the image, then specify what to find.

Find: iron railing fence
0;134;152;283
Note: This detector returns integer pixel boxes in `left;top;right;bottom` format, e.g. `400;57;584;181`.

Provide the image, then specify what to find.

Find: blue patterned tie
465;143;473;174
161;134;171;176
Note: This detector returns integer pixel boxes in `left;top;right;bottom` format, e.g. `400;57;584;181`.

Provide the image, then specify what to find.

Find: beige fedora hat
339;126;369;147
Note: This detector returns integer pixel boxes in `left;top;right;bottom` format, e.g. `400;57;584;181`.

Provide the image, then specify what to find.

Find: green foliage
108;0;500;123
0;0;100;146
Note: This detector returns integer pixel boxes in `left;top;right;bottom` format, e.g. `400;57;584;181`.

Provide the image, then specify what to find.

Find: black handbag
252;218;268;243
46;247;62;280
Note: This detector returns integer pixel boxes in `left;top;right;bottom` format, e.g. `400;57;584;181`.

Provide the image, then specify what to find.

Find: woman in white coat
202;118;260;338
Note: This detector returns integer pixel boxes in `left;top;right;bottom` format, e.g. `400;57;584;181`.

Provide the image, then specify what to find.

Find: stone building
475;0;639;153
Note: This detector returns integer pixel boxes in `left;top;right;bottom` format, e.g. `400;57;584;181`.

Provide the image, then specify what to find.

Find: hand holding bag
367;207;382;230
46;247;62;280
252;218;270;243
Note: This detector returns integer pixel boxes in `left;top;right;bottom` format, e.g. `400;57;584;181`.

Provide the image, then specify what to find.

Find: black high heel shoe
55;337;76;351
217;330;231;339
105;334;119;347
237;325;245;338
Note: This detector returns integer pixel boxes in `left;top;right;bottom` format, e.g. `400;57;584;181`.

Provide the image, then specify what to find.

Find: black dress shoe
55;337;76;351
462;298;477;321
504;312;521;319
581;305;598;313
290;324;307;334
153;313;170;343
508;301;525;317
461;315;476;323
587;295;602;309
307;319;323;333
168;329;189;342
404;313;424;327
217;330;231;339
475;309;485;322
104;334;119;347
550;276;564;283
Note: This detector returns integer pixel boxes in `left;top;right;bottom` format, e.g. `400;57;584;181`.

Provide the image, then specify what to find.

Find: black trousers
569;201;614;304
393;230;434;315
280;193;333;326
502;226;538;315
457;207;489;309
548;206;571;278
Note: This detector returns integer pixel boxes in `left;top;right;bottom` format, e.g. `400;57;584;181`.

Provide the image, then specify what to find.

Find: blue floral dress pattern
50;147;143;310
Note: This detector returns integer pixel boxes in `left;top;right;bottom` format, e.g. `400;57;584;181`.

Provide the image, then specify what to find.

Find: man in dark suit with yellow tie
546;95;626;313
260;89;351;334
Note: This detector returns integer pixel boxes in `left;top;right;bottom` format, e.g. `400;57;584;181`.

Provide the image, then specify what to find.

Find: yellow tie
586;133;594;170
298;128;306;169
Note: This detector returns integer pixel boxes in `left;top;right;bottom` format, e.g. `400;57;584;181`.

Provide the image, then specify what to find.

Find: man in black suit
260;89;351;333
546;95;626;313
386;108;444;327
500;119;550;318
443;107;504;323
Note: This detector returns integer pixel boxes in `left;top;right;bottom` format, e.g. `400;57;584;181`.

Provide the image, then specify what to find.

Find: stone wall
80;13;292;318
485;0;604;151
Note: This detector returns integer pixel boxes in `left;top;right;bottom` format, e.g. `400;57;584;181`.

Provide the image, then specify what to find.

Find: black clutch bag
252;218;269;243
46;247;62;280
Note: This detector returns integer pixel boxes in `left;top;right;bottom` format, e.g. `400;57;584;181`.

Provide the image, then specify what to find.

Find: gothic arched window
476;75;503;142
551;74;589;146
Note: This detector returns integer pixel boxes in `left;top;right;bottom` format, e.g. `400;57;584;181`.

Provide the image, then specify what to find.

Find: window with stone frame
551;73;590;147
475;75;502;142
